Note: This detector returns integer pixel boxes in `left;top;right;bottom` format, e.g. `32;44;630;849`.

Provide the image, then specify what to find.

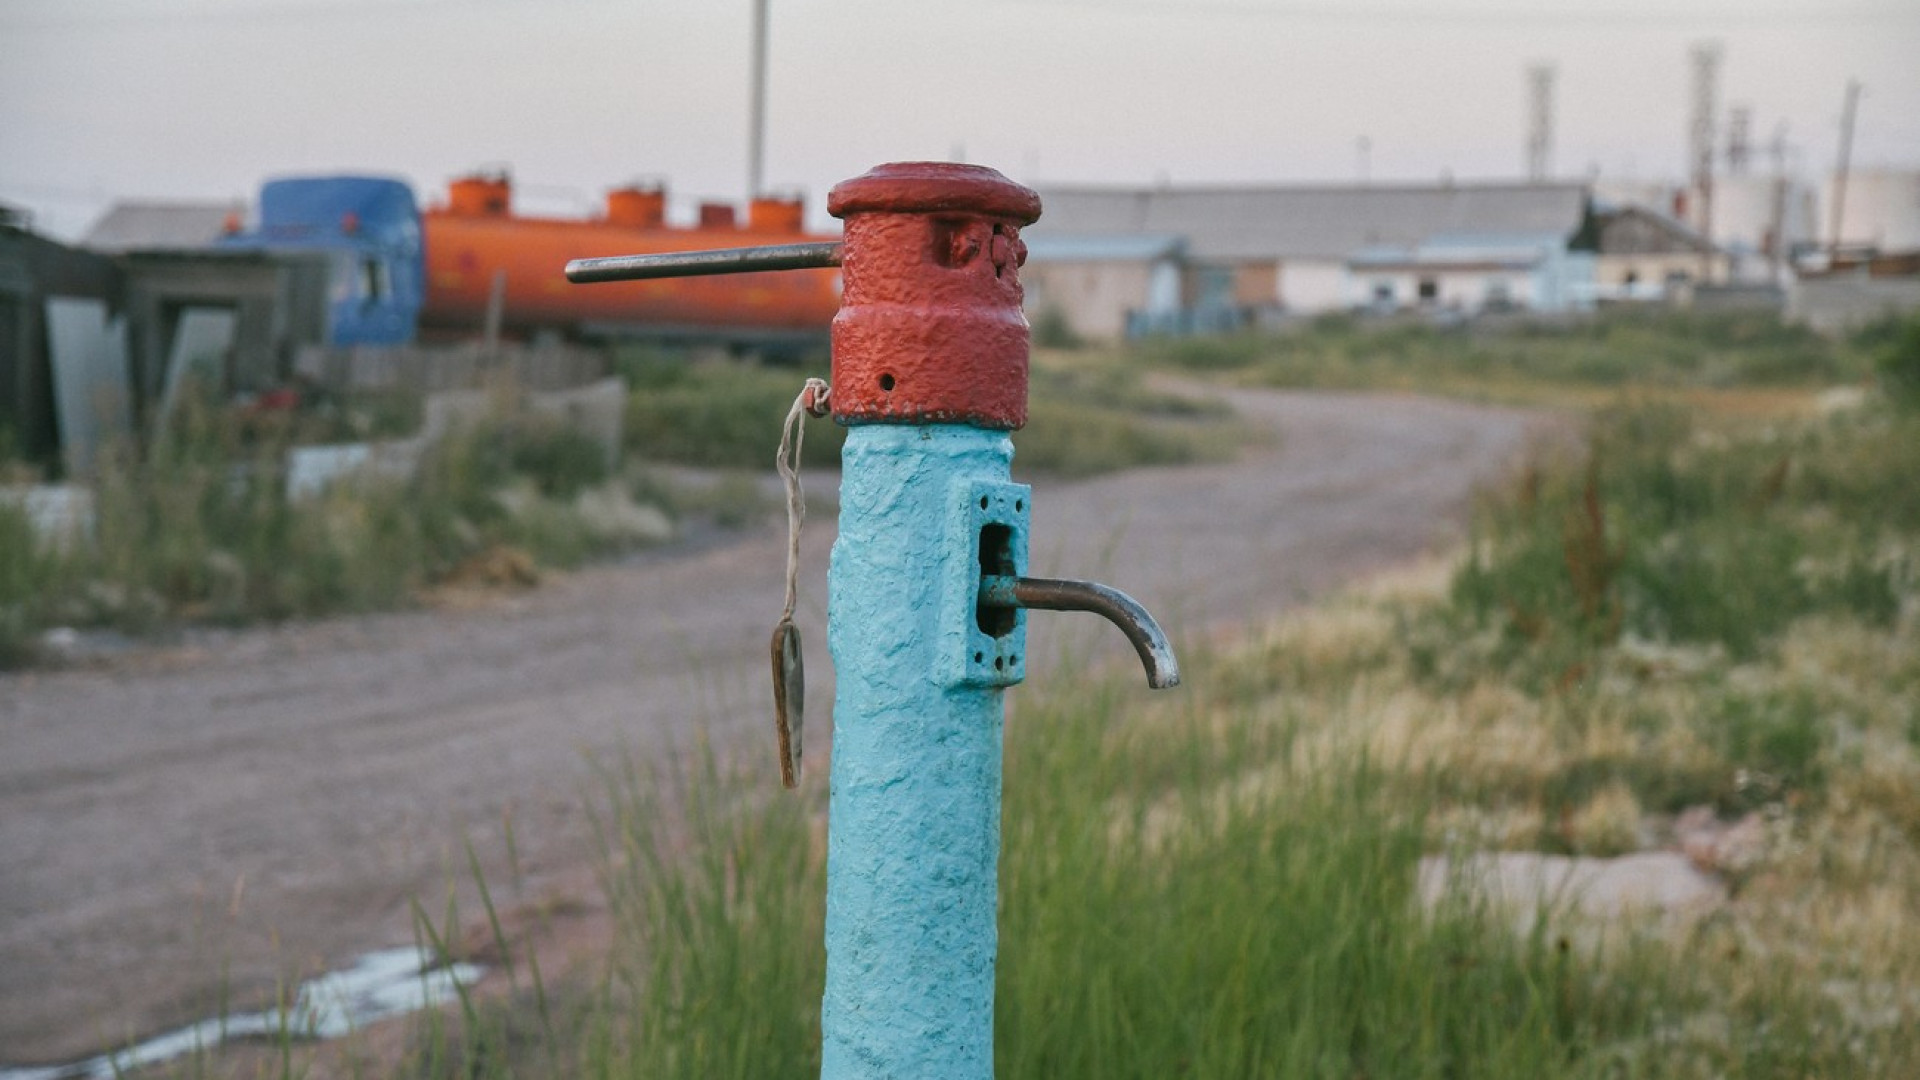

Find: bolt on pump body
567;162;1178;1079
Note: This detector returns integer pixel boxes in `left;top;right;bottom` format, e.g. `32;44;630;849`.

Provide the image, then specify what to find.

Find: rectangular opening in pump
977;524;1017;639
942;479;1029;688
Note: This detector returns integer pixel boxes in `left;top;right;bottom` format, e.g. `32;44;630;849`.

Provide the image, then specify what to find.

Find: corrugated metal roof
82;201;243;253
1021;232;1185;262
1031;182;1588;261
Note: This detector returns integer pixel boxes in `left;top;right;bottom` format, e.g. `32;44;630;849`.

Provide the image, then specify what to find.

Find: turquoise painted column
820;424;1027;1078
813;163;1043;1080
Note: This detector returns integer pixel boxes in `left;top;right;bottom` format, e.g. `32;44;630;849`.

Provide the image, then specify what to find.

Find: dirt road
0;389;1562;1063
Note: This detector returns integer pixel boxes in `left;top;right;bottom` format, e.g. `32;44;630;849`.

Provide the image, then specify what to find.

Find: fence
294;341;608;395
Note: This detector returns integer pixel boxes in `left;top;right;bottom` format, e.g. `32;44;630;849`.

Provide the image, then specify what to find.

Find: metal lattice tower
1689;41;1723;273
1727;105;1752;175
1526;63;1555;182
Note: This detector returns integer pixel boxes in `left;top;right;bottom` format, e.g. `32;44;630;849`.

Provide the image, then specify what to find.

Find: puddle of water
0;947;484;1080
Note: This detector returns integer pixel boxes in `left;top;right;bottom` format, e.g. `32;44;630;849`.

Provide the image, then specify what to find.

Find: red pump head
826;162;1041;430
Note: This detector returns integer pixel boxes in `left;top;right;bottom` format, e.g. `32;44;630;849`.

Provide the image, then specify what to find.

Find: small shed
83;201;244;254
117;248;332;424
1589;203;1726;300
0;219;123;473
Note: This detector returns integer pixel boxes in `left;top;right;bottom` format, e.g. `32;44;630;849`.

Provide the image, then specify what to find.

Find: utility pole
1768;123;1789;280
748;0;769;200
1828;79;1861;262
1689;41;1722;282
1526;63;1555;183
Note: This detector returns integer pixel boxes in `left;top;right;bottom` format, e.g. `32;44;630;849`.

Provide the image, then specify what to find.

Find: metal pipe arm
979;575;1180;690
565;240;844;283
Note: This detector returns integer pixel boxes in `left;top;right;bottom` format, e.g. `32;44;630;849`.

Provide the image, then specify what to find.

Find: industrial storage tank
419;174;841;344
1819;168;1920;254
1709;175;1816;258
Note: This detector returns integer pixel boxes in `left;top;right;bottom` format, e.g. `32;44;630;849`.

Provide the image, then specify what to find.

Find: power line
1828;79;1862;256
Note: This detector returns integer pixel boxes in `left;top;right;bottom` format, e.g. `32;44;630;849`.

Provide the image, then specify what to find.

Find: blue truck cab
222;176;424;346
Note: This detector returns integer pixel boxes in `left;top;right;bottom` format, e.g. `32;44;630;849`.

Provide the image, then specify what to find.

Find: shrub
1029;305;1084;350
1875;311;1920;409
500;421;609;500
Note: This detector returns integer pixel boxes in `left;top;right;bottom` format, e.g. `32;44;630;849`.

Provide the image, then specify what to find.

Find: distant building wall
1023;260;1158;341
1346;242;1591;315
1276;260;1346;312
1231;261;1279;307
1820;169;1920;253
1595;252;1715;299
1348;267;1539;311
1789;276;1920;334
1690;284;1786;313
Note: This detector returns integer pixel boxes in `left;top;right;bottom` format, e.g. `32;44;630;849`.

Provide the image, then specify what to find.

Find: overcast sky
2;0;1915;240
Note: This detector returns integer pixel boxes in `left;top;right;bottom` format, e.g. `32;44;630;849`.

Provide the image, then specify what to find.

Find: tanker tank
419;174;841;345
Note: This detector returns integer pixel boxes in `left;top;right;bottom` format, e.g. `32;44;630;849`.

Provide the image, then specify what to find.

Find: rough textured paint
822;423;1020;1080
826;163;1041;429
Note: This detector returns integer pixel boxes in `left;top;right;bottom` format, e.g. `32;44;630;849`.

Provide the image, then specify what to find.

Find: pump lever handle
566;241;844;284
979;575;1180;690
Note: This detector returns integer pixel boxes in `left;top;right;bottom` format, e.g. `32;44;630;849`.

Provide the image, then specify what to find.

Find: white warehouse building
1025;181;1598;338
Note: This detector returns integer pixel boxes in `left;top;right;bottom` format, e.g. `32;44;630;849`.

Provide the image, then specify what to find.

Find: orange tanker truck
220;172;841;351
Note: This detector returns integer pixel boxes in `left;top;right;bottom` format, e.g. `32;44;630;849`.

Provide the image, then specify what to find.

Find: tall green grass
582;748;825;1079
390;654;1904;1078
0;499;50;665
528;699;1647;1079
0;392;641;666
996;695;1627;1079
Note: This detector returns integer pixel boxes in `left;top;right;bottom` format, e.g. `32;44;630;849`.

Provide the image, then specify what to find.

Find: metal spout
979;575;1180;689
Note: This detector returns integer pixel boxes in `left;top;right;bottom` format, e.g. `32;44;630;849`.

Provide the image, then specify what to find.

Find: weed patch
1449;403;1911;685
620;351;1241;476
0;391;658;664
1131;309;1874;399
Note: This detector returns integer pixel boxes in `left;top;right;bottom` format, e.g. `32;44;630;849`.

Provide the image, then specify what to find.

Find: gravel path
0;388;1565;1064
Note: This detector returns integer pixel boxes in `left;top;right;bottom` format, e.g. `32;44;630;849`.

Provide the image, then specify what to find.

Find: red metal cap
827;163;1042;429
827;162;1042;221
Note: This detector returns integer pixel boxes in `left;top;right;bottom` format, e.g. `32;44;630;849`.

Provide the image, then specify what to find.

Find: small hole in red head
879;373;896;392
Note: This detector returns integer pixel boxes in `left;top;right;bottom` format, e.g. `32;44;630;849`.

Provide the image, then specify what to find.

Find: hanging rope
771;376;829;788
777;376;831;622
